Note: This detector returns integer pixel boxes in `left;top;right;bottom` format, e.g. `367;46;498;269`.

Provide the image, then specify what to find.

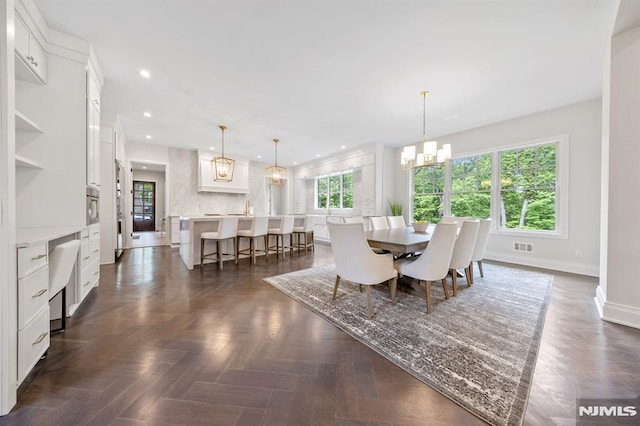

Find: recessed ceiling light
257;155;262;159
294;161;297;165
210;146;215;150
145;135;152;139
341;145;346;149
143;112;151;118
316;154;320;158
139;69;150;78
142;166;147;170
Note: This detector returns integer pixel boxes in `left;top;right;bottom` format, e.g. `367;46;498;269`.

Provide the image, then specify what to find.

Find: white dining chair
267;215;295;261
469;218;492;283
449;220;480;295
200;217;239;269
293;215;315;254
441;215;472;231
237;217;269;264
49;239;80;332
386;216;406;229
369;216;389;230
327;223;398;319
394;222;458;313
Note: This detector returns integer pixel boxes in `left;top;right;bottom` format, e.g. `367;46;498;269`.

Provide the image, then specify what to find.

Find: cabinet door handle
93;271;99;276
32;333;47;345
83;236;90;239
83;281;91;287
93;249;99;254
83;256;90;261
31;253;46;260
32;289;47;298
26;56;38;66
92;99;100;106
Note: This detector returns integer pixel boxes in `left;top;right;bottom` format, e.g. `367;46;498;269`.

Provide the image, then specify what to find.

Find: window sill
491;228;568;240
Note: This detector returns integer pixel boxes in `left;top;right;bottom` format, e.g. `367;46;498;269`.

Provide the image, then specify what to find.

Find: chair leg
234;237;238;265
310;231;314;251
366;286;372;319
390;276;397;304
217;240;223;270
465;266;472;286
289;234;293;257
451;270;458;296
468;262;474;284
442;278;449;300
332;275;341;300
478;260;484;277
264;235;269;264
425;280;432;314
200;238;205;268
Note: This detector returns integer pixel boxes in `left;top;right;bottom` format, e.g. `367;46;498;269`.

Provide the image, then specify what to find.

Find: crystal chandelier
211;125;235;182
265;138;286;186
401;91;451;170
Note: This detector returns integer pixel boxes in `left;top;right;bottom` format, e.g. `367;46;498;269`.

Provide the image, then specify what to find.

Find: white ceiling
34;0;616;167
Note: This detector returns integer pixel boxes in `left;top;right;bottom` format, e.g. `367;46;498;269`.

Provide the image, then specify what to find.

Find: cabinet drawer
17;243;48;278
89;238;100;260
81;259;99;301
80;241;91;264
89;224;100;240
18;266;49;330
18;306;50;384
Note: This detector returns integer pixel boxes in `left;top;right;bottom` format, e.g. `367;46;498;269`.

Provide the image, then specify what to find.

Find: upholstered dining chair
386;216;406;229
394;222;458;314
293;215;315;254
237;217;269;264
469;218;492;283
441;215;472;231
327;223;398;319
49;239;80;332
200;217;239;270
267;215;295;261
369;216;389;230
449;220;480;295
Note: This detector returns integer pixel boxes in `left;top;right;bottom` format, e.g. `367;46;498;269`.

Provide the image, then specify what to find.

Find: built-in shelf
15;155;43;169
15;110;42;133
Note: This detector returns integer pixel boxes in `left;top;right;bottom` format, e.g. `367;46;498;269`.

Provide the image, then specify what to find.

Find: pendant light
265;138;286;186
211;125;235;182
401;91;452;170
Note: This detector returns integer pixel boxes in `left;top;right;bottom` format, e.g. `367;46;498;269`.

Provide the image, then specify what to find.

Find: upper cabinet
86;65;101;189
197;151;249;193
14;13;47;83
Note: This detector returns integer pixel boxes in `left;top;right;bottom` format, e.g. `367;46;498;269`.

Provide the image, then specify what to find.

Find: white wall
394;99;602;276
128;141;169;165
132;169;165;231
596;12;640;328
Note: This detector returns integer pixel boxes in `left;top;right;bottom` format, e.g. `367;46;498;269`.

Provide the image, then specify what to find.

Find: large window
499;143;557;231
413;167;444;223
316;171;353;209
411;137;563;235
451;154;492;219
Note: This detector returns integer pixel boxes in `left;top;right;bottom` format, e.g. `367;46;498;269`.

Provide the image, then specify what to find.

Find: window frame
315;170;354;210
409;134;569;239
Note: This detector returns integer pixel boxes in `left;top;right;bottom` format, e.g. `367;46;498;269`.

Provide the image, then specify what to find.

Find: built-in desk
15;224;100;385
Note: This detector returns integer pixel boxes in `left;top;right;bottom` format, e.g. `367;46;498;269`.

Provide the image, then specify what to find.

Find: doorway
133;180;155;232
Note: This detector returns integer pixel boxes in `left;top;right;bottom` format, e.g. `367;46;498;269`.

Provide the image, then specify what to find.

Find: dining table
365;225;434;256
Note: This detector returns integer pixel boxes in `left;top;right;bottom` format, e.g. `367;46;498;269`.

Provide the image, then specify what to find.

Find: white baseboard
596;293;640;330
484;251;599;277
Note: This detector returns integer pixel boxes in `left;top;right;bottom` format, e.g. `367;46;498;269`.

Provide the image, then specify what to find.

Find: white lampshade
436;149;444;163
402;146;416;161
424;141;438;156
416;153;425;166
442;144;452;160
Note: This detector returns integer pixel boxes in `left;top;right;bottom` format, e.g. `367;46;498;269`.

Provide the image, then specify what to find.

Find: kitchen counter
17;225;85;248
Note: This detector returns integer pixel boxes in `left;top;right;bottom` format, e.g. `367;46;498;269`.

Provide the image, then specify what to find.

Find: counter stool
49;239;80;333
293;215;315;254
237;217;269;264
200;217;239;270
267;215;295;261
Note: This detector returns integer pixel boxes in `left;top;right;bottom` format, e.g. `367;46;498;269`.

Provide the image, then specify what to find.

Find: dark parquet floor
2;244;640;425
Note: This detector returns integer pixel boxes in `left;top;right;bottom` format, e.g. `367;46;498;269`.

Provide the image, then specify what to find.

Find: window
409;136;565;237
412;166;444;223
316;170;353;209
451;154;492;219
499;143;557;231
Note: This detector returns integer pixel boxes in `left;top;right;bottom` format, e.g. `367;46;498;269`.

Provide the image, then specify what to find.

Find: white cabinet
15;110;44;169
14;13;47;83
170;216;180;246
80;224;100;302
361;163;375;217
16;243;50;385
197;152;249;193
86;66;101;189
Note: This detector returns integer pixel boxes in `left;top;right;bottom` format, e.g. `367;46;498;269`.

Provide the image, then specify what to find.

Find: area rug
263;263;552;426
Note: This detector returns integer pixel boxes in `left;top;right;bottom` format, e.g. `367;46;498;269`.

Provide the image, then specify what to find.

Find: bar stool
237;217;269;264
267;215;295;261
200;217;239;270
293;215;315;254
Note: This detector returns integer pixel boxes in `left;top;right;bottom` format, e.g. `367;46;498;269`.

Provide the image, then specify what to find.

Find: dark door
133;180;155;232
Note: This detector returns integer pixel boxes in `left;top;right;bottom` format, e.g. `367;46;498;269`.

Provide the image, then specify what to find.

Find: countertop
16;225;85;247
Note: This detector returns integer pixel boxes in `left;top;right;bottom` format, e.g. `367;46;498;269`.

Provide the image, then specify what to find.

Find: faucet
245;200;251;216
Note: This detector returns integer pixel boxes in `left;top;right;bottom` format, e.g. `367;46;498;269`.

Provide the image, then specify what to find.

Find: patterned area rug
263;263;552;426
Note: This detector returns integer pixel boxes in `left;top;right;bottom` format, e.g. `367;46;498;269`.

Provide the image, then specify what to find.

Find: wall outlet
575;250;583;258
